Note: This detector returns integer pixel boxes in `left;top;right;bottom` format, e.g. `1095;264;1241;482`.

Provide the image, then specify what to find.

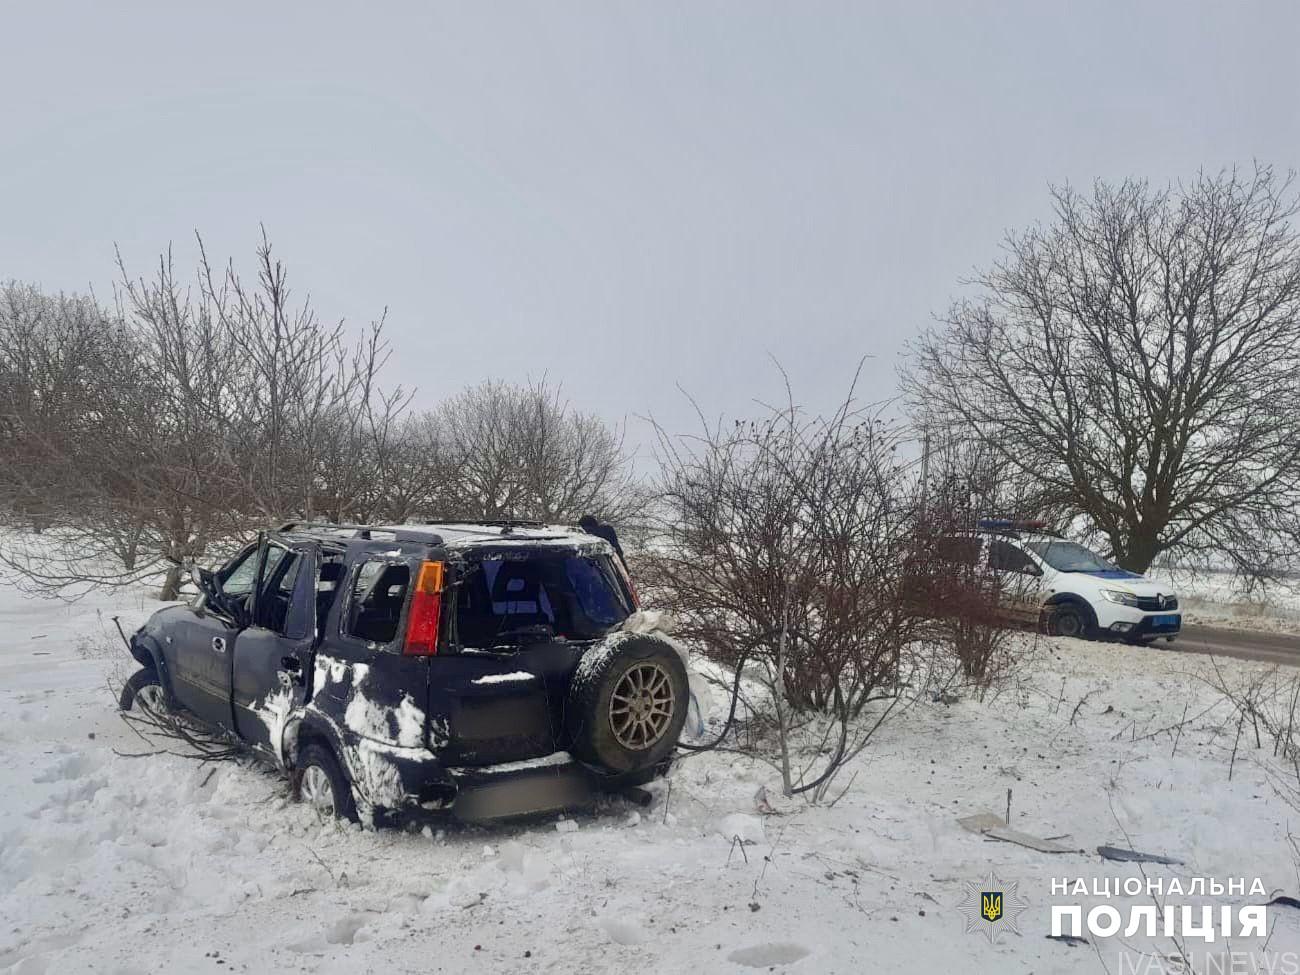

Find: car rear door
313;554;432;750
986;538;1044;622
230;537;321;757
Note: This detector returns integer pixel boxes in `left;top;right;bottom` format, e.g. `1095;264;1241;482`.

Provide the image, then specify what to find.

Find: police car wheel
1049;604;1093;640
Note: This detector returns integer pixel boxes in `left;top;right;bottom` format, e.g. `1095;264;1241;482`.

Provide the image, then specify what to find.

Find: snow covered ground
3;582;1300;974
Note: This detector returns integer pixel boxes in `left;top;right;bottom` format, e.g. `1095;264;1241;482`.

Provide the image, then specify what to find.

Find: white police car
966;520;1180;643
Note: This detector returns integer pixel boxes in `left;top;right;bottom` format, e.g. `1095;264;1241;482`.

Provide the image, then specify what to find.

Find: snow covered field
4;582;1300;974
1153;568;1300;635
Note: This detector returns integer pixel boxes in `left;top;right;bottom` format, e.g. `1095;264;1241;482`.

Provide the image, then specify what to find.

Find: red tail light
403;561;444;656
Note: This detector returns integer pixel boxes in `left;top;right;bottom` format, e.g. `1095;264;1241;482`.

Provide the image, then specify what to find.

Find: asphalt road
1168;624;1300;666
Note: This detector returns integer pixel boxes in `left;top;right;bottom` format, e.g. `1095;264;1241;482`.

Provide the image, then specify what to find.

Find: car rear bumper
449;753;598;822
358;744;665;822
379;747;630;821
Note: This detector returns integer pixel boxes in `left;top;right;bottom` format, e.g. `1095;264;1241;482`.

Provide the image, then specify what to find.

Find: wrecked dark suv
119;521;690;824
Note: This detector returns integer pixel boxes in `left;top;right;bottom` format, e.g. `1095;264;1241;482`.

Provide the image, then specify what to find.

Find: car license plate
1153;614;1180;629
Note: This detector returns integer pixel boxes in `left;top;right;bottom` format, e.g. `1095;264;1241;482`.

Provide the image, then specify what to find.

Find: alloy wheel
608;661;675;749
300;765;336;815
135;683;166;714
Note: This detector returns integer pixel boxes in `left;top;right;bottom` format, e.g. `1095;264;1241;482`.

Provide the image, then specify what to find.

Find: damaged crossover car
119;521;690;824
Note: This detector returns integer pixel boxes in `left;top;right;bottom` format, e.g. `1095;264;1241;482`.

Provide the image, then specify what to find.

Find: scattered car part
958;812;1078;853
1096;845;1184;865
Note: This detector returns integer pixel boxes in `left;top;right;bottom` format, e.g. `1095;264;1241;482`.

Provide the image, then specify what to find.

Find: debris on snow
1096;845;1184;865
957;812;1076;853
1046;934;1090;947
726;943;811;968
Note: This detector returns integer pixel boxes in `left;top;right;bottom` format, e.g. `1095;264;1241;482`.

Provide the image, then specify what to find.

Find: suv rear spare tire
567;633;688;775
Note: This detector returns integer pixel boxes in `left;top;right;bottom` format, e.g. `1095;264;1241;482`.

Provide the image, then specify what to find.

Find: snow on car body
121;521;689;824
940;519;1182;643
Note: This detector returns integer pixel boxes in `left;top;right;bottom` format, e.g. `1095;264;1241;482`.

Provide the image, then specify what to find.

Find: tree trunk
1116;528;1161;575
160;562;183;601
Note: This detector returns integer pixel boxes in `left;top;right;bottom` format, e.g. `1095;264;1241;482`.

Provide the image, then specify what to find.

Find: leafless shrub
1203;661;1296;757
1201;659;1300;808
646;365;1001;796
0;282;137;533
647;366;921;713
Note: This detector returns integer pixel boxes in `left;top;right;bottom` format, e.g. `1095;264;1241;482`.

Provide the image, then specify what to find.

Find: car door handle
279;655;305;688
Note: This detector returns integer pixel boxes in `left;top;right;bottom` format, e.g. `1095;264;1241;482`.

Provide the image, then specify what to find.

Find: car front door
160;543;264;730
231;537;321;758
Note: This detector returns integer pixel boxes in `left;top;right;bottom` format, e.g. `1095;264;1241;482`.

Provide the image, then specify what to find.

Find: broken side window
344;561;411;645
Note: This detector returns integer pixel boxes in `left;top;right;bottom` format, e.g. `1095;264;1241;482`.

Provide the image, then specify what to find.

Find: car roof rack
421;519;548;529
279;520;369;535
276;521;445;545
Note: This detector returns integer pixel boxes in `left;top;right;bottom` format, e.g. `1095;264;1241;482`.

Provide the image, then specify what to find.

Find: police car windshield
1023;539;1116;572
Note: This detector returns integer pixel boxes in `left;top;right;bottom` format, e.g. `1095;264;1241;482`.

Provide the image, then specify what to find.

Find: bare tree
0;233;408;599
0;282;134;531
1;259;639;599
904;166;1300;579
194;233;411;525
423;378;641;528
359;409;479;524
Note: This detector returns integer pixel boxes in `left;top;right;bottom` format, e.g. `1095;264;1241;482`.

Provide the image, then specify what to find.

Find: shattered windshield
1023;539;1117;572
455;553;632;647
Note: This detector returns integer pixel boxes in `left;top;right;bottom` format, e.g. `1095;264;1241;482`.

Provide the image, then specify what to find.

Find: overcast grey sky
3;1;1297;459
